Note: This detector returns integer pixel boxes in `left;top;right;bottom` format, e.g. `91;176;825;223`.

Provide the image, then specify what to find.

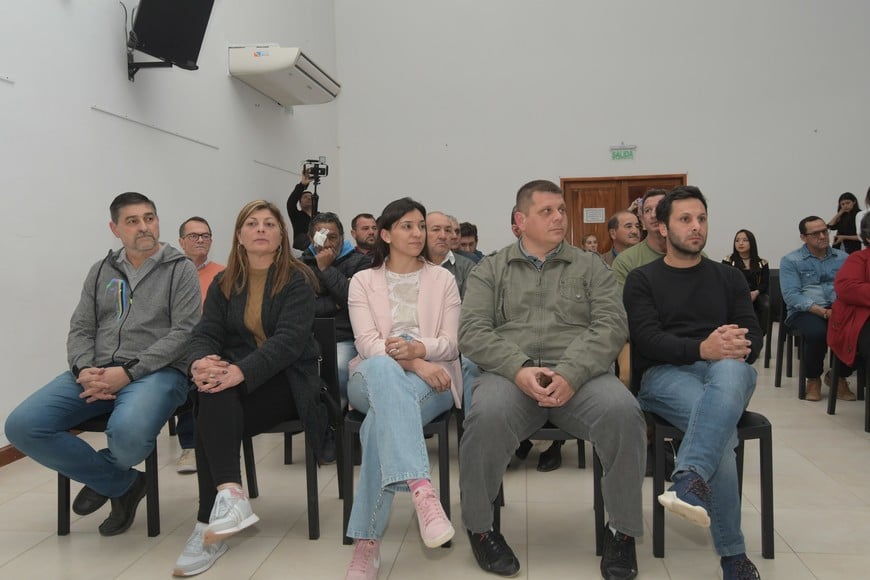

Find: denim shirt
780;244;846;321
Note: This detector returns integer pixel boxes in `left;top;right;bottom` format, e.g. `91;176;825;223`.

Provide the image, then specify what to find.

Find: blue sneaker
657;470;711;527
721;553;760;580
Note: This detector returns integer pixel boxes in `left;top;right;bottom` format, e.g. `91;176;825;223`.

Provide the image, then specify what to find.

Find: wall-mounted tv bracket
127;52;173;81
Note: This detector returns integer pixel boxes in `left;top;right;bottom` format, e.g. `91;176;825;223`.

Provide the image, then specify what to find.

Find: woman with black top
828;191;861;254
722;229;770;335
173;200;325;577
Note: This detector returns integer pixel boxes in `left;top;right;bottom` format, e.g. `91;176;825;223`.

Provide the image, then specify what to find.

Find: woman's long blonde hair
219;200;318;298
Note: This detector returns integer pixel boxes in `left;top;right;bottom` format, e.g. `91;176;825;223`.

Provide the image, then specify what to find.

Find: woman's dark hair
372;197;430;268
860;212;870;247
837;192;859;216
726;229;762;272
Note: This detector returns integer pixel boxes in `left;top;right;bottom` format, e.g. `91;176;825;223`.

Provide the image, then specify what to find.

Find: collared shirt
117;244;166;290
435;250;457;267
518;240;563;271
196;259;213;271
780;243;847;318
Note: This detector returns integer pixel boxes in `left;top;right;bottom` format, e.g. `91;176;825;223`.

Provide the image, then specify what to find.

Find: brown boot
824;372;857;401
805;378;822;401
837;381;857;401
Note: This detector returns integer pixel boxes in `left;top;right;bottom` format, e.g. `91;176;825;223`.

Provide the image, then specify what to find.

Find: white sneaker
176;449;197;474
203;487;259;545
173;522;228;577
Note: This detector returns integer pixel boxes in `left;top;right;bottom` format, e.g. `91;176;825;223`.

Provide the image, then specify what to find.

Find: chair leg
593;449;604;556
335;425;345;501
828;359;841;415
284;432;294;465
242;437;259;499
492;483;503;533
342;422;355;545
304;439;320;540
145;448;160;537
786;334;794;378
774;323;786;387
437;422;451;548
858;362;866;402
167;415;177;437
577;439;586;469
652;429;667;558
57;474;71;536
735;442;745;502
759;430;775;559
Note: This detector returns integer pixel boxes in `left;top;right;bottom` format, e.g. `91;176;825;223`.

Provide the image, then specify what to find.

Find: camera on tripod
304;157;329;179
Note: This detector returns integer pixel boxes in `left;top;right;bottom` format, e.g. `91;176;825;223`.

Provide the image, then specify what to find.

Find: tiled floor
2;348;870;579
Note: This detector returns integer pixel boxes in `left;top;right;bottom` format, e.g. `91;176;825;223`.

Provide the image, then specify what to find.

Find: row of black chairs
57;319;774;561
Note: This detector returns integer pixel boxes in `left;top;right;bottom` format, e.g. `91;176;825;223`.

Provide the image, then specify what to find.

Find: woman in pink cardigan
344;198;462;580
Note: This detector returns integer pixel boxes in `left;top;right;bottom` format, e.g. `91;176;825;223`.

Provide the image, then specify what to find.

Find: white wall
333;0;870;258
0;1;339;444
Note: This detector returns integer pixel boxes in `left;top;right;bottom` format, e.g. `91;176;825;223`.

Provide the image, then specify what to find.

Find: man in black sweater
623;186;762;580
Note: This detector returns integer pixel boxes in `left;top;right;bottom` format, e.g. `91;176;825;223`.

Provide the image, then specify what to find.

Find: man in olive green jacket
458;179;646;580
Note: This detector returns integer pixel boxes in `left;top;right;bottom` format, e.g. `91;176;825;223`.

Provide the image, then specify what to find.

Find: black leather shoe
536;440;563;472
600;523;638;580
72;485;108;516
514;439;533;461
467;529;520;577
98;471;147;536
320;429;337;465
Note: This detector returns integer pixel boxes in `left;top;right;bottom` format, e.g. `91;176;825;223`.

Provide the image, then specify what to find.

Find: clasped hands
515;367;574;408
191;355;245;393
384;336;451;392
77;367;131;403
699;324;752;361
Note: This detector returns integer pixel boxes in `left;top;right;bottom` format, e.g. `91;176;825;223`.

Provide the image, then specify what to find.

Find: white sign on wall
584;208;606;223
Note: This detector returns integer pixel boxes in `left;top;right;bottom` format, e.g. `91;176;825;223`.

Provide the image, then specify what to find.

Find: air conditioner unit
227;45;340;106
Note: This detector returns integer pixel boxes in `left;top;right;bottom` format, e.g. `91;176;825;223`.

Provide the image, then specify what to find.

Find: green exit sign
611;149;634;161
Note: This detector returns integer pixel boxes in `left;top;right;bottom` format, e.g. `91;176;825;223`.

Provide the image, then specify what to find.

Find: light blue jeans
5;368;189;497
345;356;454;540
336;340;358;408
638;359;757;557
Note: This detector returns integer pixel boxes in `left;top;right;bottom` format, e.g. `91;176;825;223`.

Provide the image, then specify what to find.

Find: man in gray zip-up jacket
6;192;200;537
458;180;646;580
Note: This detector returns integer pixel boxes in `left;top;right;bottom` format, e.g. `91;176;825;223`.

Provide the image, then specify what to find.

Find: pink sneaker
346;539;380;580
411;482;455;548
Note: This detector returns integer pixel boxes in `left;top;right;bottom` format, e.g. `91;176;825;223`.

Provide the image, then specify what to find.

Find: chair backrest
767;268;783;323
313;317;341;404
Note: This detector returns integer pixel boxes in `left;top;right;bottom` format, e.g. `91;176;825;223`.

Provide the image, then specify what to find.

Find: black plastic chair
827;355;869;424
341;408;452;546
57;415;160;537
650;411;774;559
492;422;605;555
774;295;809;397
241;317;343;540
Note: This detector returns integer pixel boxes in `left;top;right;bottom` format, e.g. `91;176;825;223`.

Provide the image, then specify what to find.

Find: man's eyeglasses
803;229;829;238
183;233;212;241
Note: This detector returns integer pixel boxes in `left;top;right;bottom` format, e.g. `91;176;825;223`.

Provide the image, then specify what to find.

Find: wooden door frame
561;174;687;244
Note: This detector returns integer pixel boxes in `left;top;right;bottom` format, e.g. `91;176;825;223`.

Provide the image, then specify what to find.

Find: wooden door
561;174;687;253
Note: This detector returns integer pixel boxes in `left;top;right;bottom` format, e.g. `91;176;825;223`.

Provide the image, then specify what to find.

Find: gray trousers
459;371;646;538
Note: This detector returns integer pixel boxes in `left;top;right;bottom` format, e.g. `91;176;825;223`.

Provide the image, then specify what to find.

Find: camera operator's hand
315;246;337;270
300;167;311;186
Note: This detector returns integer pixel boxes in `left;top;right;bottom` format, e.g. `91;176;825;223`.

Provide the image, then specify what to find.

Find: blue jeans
175;410;195;449
345;356;454;540
638;359;757;556
336;340;358;408
5;368;189;497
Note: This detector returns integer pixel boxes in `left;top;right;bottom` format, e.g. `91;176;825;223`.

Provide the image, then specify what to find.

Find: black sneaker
514;439;533;461
536;440;564;472
467;529;520;577
600;524;638;580
721;553;761;580
98;471;147;536
72;485;108;515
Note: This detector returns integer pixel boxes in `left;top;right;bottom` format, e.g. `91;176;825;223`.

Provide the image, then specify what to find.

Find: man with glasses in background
175;217;225;472
781;215;854;402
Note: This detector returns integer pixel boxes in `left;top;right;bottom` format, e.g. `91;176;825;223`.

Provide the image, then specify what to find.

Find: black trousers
194;373;298;523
